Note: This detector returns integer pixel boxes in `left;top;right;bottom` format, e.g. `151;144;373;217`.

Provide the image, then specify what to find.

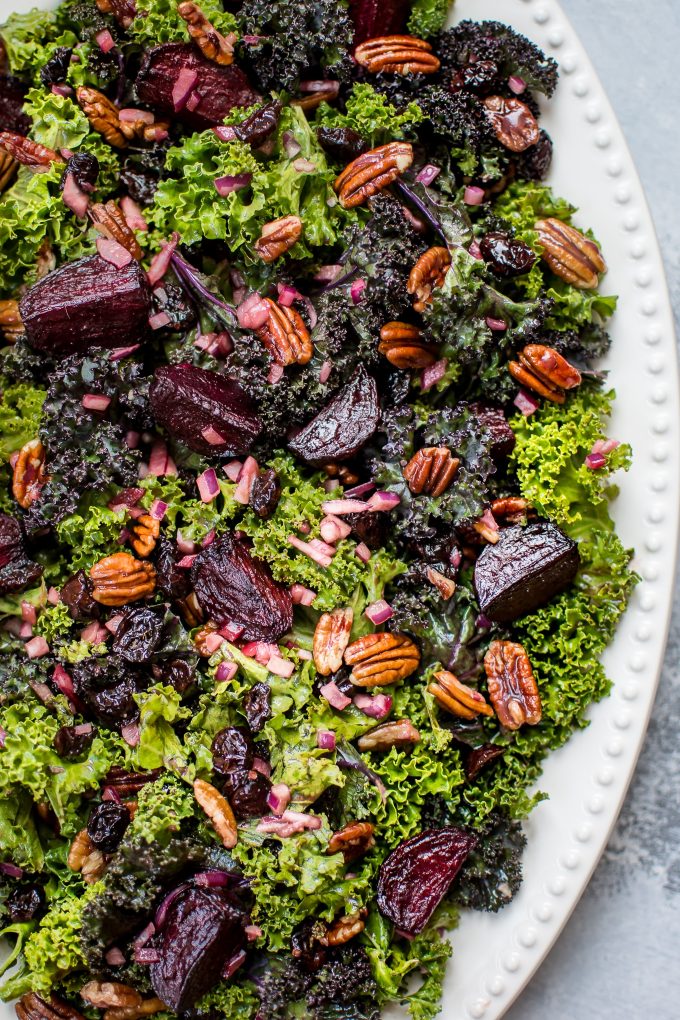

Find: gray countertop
505;2;680;1018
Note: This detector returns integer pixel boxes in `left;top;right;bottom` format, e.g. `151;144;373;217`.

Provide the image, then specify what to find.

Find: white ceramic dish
1;0;678;1018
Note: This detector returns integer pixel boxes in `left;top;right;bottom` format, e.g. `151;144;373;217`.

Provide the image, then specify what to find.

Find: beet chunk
377;827;477;935
474;522;579;623
348;0;411;44
150;363;263;457
150;886;246;1012
0;74;30;134
0;513;43;596
135;44;259;130
19;255;152;357
288;366;380;466
191;532;293;641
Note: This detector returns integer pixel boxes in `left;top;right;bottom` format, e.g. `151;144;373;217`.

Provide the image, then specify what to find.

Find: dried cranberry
288;366;380;466
249;469;280;519
0;74;30;135
344;510;388;551
225;768;271;820
316;127;368;163
152;657;196;695
53;724;95;759
464;743;505;782
243;682;271;733
450;59;499;95
87;801;131;852
112;607;164;663
155;536;192;602
62;151;99;194
479;232;536;277
0;513;43;597
212;726;254;775
5;886;44;923
234;100;282;147
39;46;73;86
60;570;100;621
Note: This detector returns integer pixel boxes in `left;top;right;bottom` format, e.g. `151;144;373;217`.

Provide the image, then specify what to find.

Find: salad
0;1;636;1019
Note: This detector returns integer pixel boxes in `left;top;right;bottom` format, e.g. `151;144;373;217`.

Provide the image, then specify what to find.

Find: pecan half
104;1000;166;1020
255;298;312;366
0;131;63;170
483;639;541;729
318;909;368;947
428;670;494;721
535;217;607;289
178;2;237;65
16;994;86;1020
508;344;581;404
76;86;127;149
354;35;440;75
403;446;460;498
490;496;532;524
90;553;156;606
0;149;18;192
334;142;413;209
357;718;421;752
328;821;375;863
129;514;160;558
483;96;540;153
378;321;438;369
345;632;420;687
193;778;238;848
12;439;48;509
67;829;107;883
254;215;303;263
89;201;143;260
0;299;24;343
407;246;451;312
81;984;142;1010
103;766;163;797
313;607;353;676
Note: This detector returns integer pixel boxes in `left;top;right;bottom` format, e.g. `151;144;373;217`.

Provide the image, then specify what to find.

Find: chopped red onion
125;430;140;450
237;291;270;330
266;783;291;816
242;641;278;665
213;125;237;142
204;632;225;655
149;498;168;521
105;615;123;634
267;654;295;678
110;344;141;362
51;83;73;98
464;185;485;205
299;79;340;96
224;459;243;482
149;439;177;476
234;455;259;504
513;388;539;416
194;870;232;888
585;452;607;470
288;534;333;568
62;172;89;218
176;531;197;555
415;163;441;186
197;467;220;503
119;107;154;124
320;498;368;515
122;723;140;747
290;583;317;605
134;947;160;965
252;756;271;777
214;173;252;196
350;278;366;305
82;393;111;412
245;924;263;941
218;620;245;641
81;620;110;644
176;554;197;569
149;310;171;330
319;514;352;544
96;28;115;52
292;157;316;173
297;294;318;329
366;490;400;512
47;586;61;606
344;481;375;498
202;528;216;547
486;316;507;331
268;363;284;385
282;131;302;158
96;237;133;268
277;283;300;307
21;600;37;626
20;620;33;639
105;948;126;966
120;195;148;232
145;125;168;143
365;599;393;625
0;727;5;749
171;67;198;111
508;75;527;94
0;862;24;878
185;90;202;113
154;884;189;930
355;542;371;563
469;239;483;259
147;233;179;286
108;486;144;510
317;360;333;384
215;660;238;683
317;729;336;751
52;664;78;707
420;357;448;391
313;264;343;283
319;681;351;710
134;921;156;949
353;692;392;719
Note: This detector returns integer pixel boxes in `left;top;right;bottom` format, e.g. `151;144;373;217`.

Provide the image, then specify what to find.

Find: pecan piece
403;446;460;498
0;149;18;192
16;994;86;1020
11;439;47;509
0;299;24;343
89;200;143;260
90;552;156;606
354;35;440;75
407;246;451;312
179;591;204;629
483;96;540;153
334;142;413;209
193;778;238;848
345;632;420;686
67;829;107;883
357;718;421;752
104;1000;166;1020
76;86;127;148
490;496;532;524
508;344;581;404
327;821;375;863
193;621;220;657
535;217;607;289
483;639;541;729
129;513;160;558
255;298;312;366
178;2;237;65
428;670;494;721
0;131;64;171
81;984;142;1010
378;321;438;369
254;215;303;263
313;607;353;676
318;909;368;947
425;566;456;600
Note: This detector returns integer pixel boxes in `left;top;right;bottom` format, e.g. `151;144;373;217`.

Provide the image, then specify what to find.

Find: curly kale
451;811;526;912
415;85;501;173
0;648;52;707
436;20;559;96
258;946;379;1020
545;323;612;365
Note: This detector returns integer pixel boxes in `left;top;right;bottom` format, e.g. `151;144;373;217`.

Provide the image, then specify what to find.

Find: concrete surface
505;3;680;1018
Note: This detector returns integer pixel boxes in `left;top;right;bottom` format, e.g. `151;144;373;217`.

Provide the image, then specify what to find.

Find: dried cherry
62;152;100;194
0;513;43;597
0;74;30;135
155;536;193;602
225;768;271;820
87;801;131;852
60;570;100;621
39;47;73;86
450;59;499;95
249;468;280;519
288;366;380;466
71;655;141;729
316;127;367;163
233;100;282;147
112;607;164;663
243;682;271;733
53;724;95;759
212;726;254;775
479;232;536;277
152;657;196;695
5;886;44;923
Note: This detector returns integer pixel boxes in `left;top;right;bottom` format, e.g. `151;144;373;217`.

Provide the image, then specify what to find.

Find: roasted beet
233;100;282;147
344;510;388;551
191;532;293;642
225;768;271;820
474;522;579;623
112;607;164;663
212;726;254;775
60;571;100;622
135;43;259;130
479;232;536;277
288;366;380;466
0;74;30;135
0;513;43;596
316;127;367;163
150;363;263;457
19;255;152;357
348;0;411;43
469;403;515;460
377;827;477;935
5;886;44;923
87;801;131;852
249;468;280;519
150;886;247;1011
243;682;271;733
53;724;95;759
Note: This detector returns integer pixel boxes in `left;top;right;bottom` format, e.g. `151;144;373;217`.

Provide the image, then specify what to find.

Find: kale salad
0;1;636;1018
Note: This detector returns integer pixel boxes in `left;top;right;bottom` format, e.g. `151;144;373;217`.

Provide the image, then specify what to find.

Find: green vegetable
0;792;45;871
140;474;239;544
56;500;126;574
0;379;46;463
34;602;74;645
126;774;196;847
0;9;77;82
131;684;191;772
316;84;424;149
125;0;237;46
407;0;452;39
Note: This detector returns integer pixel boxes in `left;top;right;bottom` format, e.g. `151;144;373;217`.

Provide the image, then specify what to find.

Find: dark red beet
0;74;30;134
288;366;380;466
150;363;263;457
191;532;293;641
0;513;43;596
150;886;246;1012
348;0;411;44
19;255;152;357
473;522;579;623
377;827;477;935
135;44;259;130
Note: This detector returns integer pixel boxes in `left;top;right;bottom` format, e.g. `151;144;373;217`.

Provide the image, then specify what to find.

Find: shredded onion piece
214;173;252;196
420;358;448;391
292;157;316;173
277;283;299;307
96;28;115;52
366;490;400;512
224;459;243;482
149;310;171;330
197;468;220;502
513;388;539;416
62;172;89;218
237;291;270;330
464;185;485;205
344;481;375;498
350;278;366;304
120;195;148;232
213;125;237;141
319;514;352;544
317;729;336;751
355;542;371;563
486;316;507;331
267;653;294;677
215;660;238;683
147;232;179;286
508;75;527;94
282;131;302;158
288;534;334;567
110;344;140;362
585;452;607;470
353;692;392;719
234;455;259;504
415;163;441;186
149;439;177;477
172;67;198;111
321;498;368;515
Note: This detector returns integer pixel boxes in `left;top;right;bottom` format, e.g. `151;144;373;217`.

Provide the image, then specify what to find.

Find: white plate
1;1;678;1019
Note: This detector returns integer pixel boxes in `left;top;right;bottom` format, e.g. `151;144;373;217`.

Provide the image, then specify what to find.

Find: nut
0;299;24;342
81;983;142;1010
0;131;64;170
425;566;456;600
0;149;18;192
334;142;413;209
90;552;156;606
194;621;220;657
81;849;107;883
407;246;451;312
483;96;540;153
291;88;339;112
104;1000;166;1020
255;298;312;366
483;639;542;730
324;463;360;486
508;344;581;404
428;670;494;721
344;631;420;687
12;439;47;509
354;35;441;75
403;446;460;498
178;2;237;65
89;200;143;260
535;217;607;289
76;87;127;148
193;778;238;848
357;718;421;752
378;321;438;369
16;994;86;1020
178;591;204;629
254;215;303;263
472;513;500;545
490;496;532;524
327;821;375;863
129;513;160;558
67;829;107;883
313;607;353;676
318;909;368;947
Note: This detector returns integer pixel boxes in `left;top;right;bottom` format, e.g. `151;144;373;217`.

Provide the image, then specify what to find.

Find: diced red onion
268;363;284;385
0;862;24;878
324;479;339;492
513;388;539;416
172;67;198;111
223;459;243;483
234;455;259;504
214;173;252;196
47;586;61;606
292;157;316;173
297;294;318;329
150;440;177;477
469;239;483;259
51;84;73;98
321;498;368;515
486;316;507;331
299;79;340;96
81;620;110;644
147;233;179;285
241;641;278;665
585;452;607;470
420;357;448;391
314;264;343;283
288;534;333;568
21;600;37;626
416;163;441;186
365;599;393;625
176;531;197;556
96;237;133;268
218;620;245;641
125;430;140;449
277;283;299;307
176;554;197;569
366;490;400;512
105;948;126;966
282;131;302;158
319;681;351;710
119;107;154;124
82;393;111;412
464;185;485;205
133;947;159;965
149;499;168;521
134;922;156;949
109;487;144;510
355;542;371;563
105;615;124;634
204;632;225;654
122;722;140;747
120;195;148;232
62;172;89;218
212;125;237;141
267;654;294;678
252;757;271;777
215;660;238;683
266;783;291;816
149;310;171;330
508;75;527;94
237;291;270;330
350;279;366;304
290;583;317;605
193;870;231;889
20;620;33;639
96;28;115;52
316;360;332;384
185;89;202;112
353;692;393;719
344;481;375;498
202;528;216;548
245;924;262;941
298;648;312;661
592;438;620;455
319;514;352;544
110;344;141;362
317;729;336;751
52;664;78;707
